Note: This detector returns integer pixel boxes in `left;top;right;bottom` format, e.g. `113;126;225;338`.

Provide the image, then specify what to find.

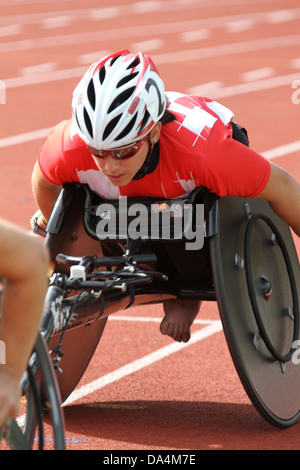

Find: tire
1;332;66;450
210;196;300;428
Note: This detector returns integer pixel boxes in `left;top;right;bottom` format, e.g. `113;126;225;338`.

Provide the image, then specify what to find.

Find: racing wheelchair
2;180;300;449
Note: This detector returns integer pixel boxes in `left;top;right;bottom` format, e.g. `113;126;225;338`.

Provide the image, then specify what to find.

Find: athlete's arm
256;161;300;237
31;161;62;228
0;220;49;426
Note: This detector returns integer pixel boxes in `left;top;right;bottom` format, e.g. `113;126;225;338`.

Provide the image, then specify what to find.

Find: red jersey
38;92;270;199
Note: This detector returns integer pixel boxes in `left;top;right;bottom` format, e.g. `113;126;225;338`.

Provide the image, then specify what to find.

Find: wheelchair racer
31;50;300;344
0;220;49;428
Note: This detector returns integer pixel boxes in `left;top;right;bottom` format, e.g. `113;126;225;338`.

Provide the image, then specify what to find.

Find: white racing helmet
72;50;166;149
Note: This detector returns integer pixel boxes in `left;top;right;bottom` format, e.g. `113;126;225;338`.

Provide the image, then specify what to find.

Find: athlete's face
87;124;162;187
88;139;150;187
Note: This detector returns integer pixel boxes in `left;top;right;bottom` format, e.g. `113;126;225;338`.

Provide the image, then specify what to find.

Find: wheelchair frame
2;181;300;448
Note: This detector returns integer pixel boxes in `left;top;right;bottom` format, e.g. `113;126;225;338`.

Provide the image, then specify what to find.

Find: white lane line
20;62;56;76
188;81;224;96
3;65;87;89
267;9;296;24
88;6;125;20
0;127;53;148
0;24;22;37
2;37;299;90
131;1;164;14
205;72;299;99
2;34;299;91
155;35;300;65
16;320;222;425
2;4;300;29
240;67;275;82
78;50;110;65
62;321;222;407
291;58;300;69
109;315;221;325
1;7;300;53
131;39;165;53
262;140;300;160
3;66;87;89
180;29;211;43
225;19;254;33
41;16;72;30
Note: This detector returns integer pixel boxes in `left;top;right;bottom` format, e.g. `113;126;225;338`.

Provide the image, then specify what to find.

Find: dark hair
159;109;176;125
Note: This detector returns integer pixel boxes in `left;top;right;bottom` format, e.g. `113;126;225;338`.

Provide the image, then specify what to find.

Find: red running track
1;0;300;451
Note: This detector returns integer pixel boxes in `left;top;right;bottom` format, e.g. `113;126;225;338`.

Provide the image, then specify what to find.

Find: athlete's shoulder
166;91;234;125
38;117;92;186
46;118;86;153
166;91;206;107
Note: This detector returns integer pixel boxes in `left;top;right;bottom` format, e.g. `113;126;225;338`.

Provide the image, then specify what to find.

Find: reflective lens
94;138;146;160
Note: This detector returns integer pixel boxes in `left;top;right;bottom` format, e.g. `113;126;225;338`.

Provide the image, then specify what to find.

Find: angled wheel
210;196;300;428
0;332;65;450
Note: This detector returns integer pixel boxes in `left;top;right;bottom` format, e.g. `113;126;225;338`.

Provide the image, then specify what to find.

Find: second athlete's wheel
210;196;300;428
0;332;65;450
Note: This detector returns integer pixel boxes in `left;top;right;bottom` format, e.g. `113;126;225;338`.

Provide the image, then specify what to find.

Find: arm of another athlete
31;161;62;229
0;220;49;426
256;161;300;238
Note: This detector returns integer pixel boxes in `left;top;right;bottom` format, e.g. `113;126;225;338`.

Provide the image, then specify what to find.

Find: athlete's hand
30;210;47;237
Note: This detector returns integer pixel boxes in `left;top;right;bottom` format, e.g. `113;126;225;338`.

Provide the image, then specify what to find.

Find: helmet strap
132;141;160;180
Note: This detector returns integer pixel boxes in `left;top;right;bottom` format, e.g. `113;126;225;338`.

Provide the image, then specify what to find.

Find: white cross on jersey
166;91;234;146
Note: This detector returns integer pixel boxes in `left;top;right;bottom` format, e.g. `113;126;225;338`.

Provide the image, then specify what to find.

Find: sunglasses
92;137;147;160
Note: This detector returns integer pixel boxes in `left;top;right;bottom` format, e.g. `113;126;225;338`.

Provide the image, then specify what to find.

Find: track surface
1;0;300;451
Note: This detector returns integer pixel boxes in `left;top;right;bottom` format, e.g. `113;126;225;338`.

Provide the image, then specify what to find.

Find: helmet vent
103;114;122;141
99;66;106;85
116;114;137;141
127;57;140;69
110;55;122;67
117;72;139;88
107;87;135;113
75;110;82;132
83;108;93;138
139;110;150;133
87;80;96;110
